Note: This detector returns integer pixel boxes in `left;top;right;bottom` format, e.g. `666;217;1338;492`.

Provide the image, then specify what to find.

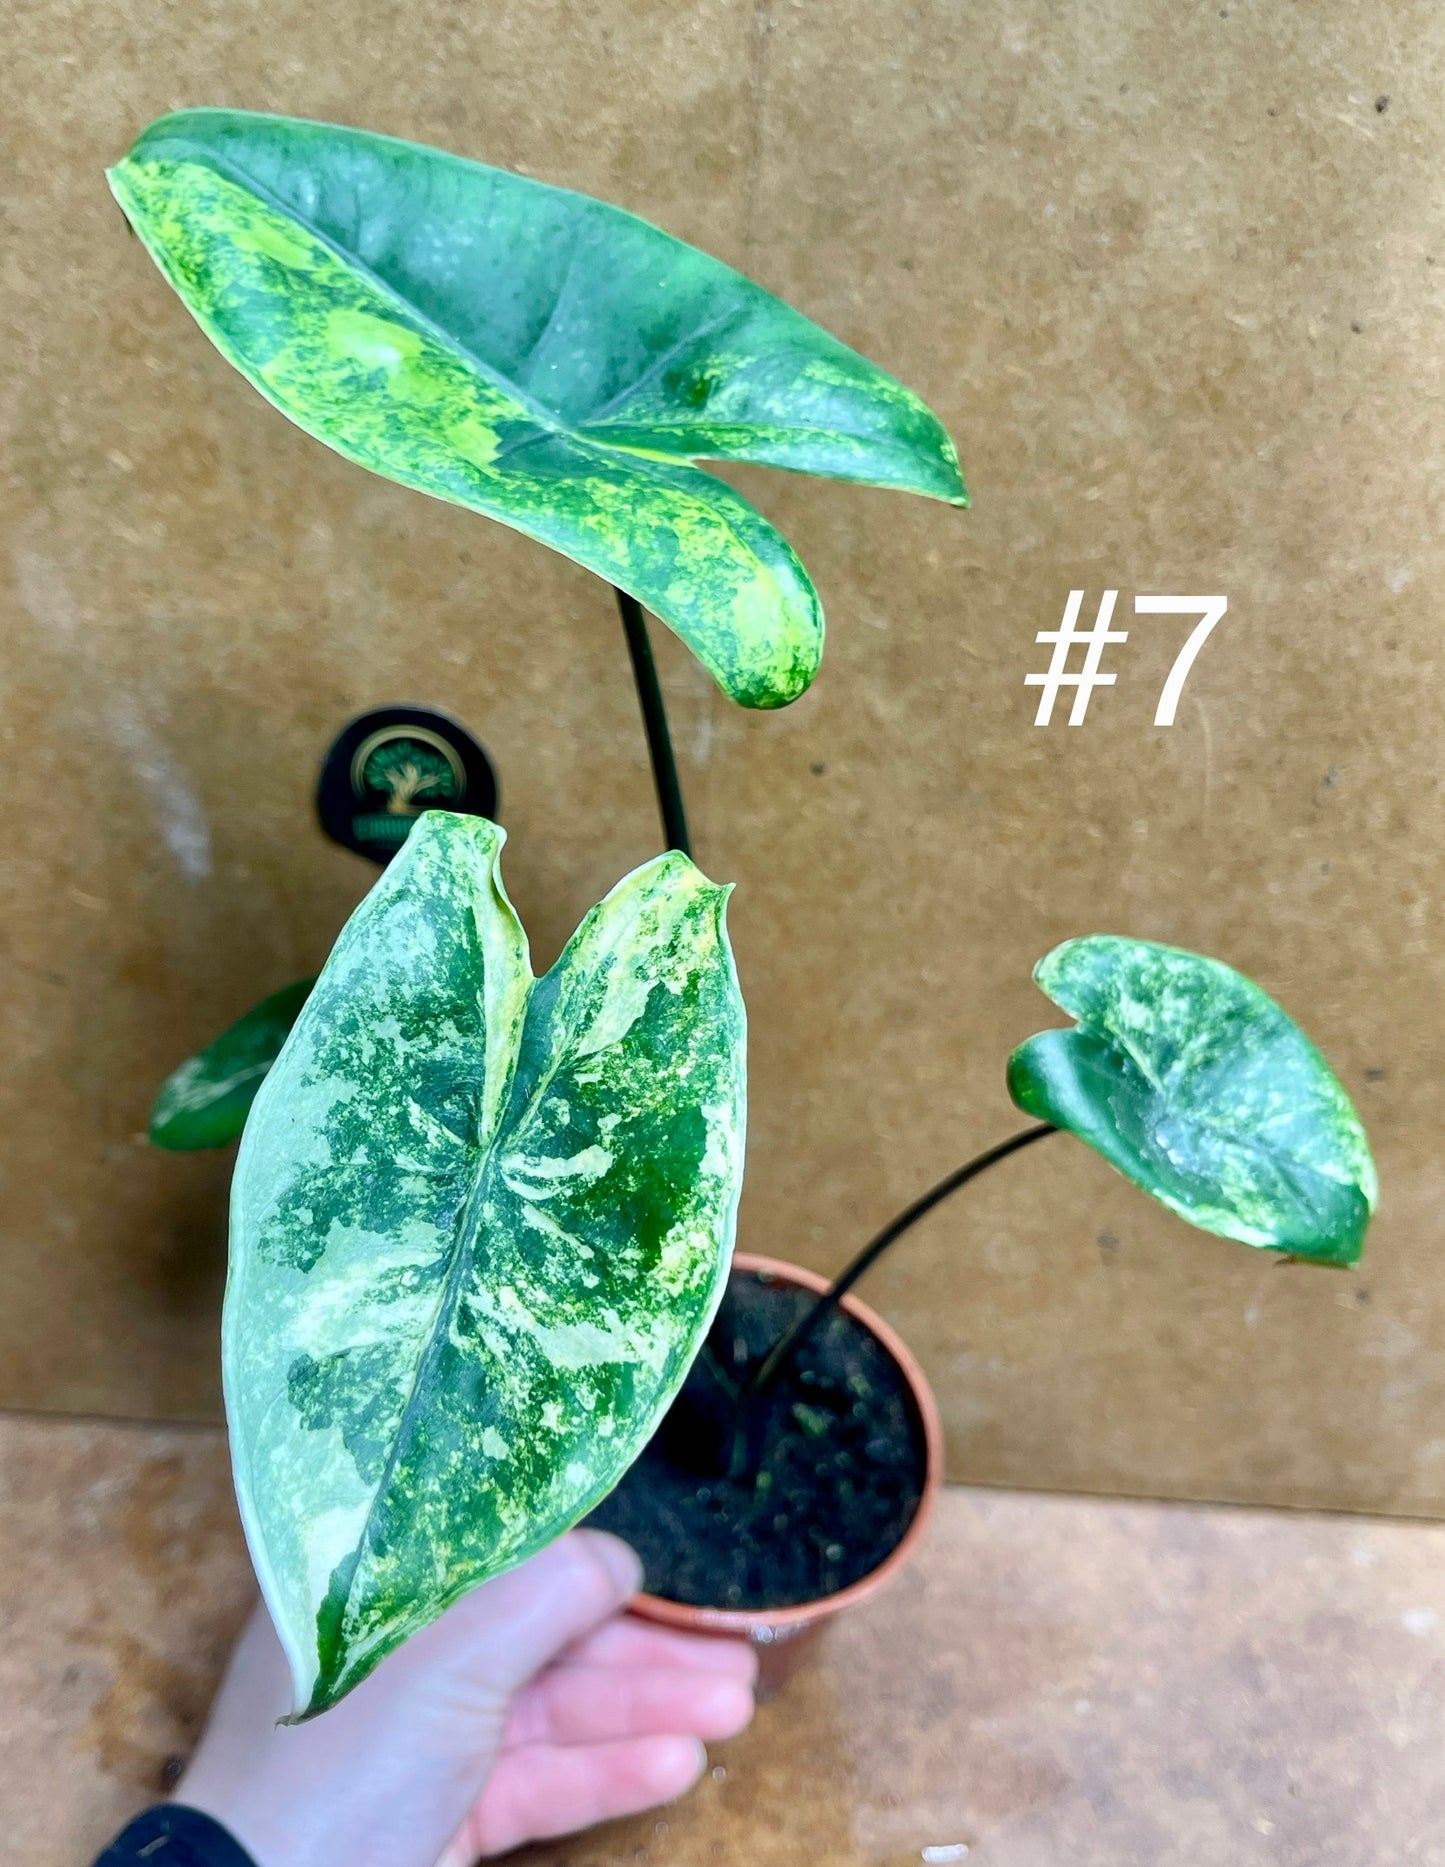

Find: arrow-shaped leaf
108;109;964;710
1007;936;1376;1265
150;977;315;1150
228;811;746;1716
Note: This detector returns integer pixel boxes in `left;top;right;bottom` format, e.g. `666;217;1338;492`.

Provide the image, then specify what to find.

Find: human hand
176;1530;756;1867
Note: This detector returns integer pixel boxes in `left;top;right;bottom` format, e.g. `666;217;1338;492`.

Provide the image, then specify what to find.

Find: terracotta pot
629;1252;943;1655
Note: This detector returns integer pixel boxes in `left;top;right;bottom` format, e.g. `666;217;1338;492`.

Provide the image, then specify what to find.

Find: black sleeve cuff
93;1805;258;1867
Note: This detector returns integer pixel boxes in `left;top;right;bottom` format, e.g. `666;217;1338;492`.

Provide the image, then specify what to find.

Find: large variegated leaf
1007;937;1376;1266
107;109;966;710
228;811;745;1717
150;977;314;1150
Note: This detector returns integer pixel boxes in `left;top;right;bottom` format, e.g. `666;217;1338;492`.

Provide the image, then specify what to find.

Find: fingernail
662;1736;708;1793
578;1528;644;1597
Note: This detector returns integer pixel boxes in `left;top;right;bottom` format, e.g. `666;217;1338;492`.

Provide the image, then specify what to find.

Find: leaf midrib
328;950;600;1677
574;306;742;427
329;986;535;1671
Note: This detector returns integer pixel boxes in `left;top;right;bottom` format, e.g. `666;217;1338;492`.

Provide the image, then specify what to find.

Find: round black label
316;705;498;865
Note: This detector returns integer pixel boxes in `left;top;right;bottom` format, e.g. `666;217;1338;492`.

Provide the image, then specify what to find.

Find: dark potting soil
585;1269;927;1612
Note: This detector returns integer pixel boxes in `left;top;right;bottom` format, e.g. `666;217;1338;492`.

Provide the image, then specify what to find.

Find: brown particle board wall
3;0;1442;1512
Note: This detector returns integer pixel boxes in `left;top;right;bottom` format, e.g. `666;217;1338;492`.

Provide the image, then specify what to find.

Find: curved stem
616;588;691;858
743;1123;1058;1403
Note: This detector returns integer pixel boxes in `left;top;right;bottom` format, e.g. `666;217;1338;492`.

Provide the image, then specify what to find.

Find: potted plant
111;109;1377;1719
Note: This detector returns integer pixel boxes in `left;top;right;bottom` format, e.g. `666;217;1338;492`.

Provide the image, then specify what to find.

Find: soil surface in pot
586;1268;927;1611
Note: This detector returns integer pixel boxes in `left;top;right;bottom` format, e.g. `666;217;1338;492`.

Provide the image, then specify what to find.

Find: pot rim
630;1250;944;1635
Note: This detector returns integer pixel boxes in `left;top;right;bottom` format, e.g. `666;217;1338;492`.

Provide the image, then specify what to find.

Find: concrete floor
5;1411;1445;1867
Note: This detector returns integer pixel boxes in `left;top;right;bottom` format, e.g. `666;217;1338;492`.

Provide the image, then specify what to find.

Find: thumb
411;1530;644;1699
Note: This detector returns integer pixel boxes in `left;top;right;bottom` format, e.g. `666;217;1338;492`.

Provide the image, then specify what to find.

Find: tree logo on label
317;707;498;864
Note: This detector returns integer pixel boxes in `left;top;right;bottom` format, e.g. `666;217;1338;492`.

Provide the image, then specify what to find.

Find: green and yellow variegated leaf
1007;937;1376;1266
228;811;745;1717
150;977;315;1150
107;109;966;710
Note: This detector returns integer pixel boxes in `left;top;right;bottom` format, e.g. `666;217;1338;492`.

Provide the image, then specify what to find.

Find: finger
506;1662;754;1748
405;1530;642;1698
558;1616;759;1683
448;1735;709;1860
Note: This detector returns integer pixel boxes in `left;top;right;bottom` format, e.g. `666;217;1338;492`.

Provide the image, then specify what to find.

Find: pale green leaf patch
227;812;746;1716
1007;936;1376;1266
107;108;966;710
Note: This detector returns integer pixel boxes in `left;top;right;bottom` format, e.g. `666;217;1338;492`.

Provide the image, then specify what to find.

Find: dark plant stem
743;1123;1059;1407
616;587;691;858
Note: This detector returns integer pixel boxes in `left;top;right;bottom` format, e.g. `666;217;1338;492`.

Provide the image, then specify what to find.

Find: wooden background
3;0;1442;1512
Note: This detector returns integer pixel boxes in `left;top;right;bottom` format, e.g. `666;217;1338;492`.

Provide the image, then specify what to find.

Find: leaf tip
104;158;136;217
938;448;969;509
1279;1226;1367;1271
1029;936;1080;1001
1003;1032;1052;1124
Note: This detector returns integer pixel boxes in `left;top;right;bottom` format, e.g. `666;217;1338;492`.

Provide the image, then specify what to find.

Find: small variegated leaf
106;109;966;710
227;811;746;1717
150;978;315;1150
1007;936;1376;1266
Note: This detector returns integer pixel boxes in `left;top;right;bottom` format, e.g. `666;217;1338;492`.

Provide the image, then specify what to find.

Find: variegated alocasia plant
108;107;965;712
116;108;1380;1701
228;810;745;1717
